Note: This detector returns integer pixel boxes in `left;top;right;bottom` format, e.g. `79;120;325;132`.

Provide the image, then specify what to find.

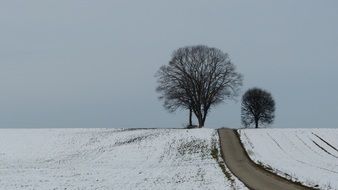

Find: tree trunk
197;114;204;128
189;107;192;126
202;110;208;128
196;108;208;128
255;119;259;128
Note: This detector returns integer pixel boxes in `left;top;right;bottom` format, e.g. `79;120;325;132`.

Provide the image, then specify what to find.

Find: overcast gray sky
1;0;337;128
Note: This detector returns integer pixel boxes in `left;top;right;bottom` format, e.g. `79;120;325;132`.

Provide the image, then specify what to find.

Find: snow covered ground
0;128;246;190
239;128;338;190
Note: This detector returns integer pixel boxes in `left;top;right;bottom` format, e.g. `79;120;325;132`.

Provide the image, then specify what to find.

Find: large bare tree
241;88;276;128
156;45;243;128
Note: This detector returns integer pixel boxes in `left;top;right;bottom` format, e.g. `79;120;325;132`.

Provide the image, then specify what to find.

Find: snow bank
0;128;246;190
239;128;338;190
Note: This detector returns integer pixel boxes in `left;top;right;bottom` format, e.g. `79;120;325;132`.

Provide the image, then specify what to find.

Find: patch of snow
0;128;246;190
239;128;338;190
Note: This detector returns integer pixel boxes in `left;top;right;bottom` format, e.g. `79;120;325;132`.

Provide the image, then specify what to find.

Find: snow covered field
239;128;338;190
0;128;246;190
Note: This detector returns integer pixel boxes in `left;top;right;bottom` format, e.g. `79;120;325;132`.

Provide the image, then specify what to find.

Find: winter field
239;128;338;190
0;128;246;190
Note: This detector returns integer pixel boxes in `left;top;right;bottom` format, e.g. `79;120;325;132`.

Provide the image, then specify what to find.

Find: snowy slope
0;128;246;190
239;128;338;190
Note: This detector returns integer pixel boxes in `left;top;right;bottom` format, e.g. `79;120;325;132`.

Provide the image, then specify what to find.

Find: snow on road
0;128;246;190
239;128;338;190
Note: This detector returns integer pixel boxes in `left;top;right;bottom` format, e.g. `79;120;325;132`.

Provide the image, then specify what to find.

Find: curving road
218;128;311;190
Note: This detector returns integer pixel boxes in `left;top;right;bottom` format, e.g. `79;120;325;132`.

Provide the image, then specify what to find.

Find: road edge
217;129;252;190
218;128;317;190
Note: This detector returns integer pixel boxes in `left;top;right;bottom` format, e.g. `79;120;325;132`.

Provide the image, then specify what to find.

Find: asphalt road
218;128;311;190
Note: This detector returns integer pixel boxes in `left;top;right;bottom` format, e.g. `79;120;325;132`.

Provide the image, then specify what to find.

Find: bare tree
156;45;243;128
241;88;275;128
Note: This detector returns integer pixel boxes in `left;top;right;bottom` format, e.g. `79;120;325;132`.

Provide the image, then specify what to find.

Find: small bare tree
156;45;243;128
241;88;275;128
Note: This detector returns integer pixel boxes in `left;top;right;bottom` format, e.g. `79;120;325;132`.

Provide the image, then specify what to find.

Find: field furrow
239;128;338;190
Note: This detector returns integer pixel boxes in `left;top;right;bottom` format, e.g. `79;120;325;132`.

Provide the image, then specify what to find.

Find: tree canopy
241;88;275;128
156;45;243;127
